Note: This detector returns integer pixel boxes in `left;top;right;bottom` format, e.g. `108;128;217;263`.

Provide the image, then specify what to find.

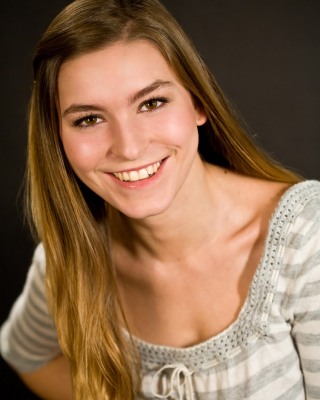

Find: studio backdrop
0;1;319;397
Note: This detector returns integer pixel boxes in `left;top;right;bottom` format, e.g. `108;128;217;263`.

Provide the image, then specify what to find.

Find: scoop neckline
129;180;320;370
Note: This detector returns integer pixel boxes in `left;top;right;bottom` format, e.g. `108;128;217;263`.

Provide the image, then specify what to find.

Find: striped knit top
1;180;320;399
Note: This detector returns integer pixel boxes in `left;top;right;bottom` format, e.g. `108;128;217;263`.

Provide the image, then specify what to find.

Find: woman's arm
0;244;71;398
290;196;320;399
291;270;320;399
19;354;73;400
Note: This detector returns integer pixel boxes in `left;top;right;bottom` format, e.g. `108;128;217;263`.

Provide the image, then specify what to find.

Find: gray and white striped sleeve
290;197;320;399
0;243;61;373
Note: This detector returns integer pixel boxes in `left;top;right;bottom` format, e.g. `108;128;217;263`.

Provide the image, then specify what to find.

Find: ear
195;105;207;126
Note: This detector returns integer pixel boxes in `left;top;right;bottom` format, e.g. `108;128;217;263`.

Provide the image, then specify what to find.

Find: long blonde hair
26;0;301;398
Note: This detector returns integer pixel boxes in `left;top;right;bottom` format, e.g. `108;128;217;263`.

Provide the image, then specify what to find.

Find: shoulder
280;180;320;248
278;181;320;321
27;241;48;296
275;180;320;279
28;242;46;279
283;179;320;211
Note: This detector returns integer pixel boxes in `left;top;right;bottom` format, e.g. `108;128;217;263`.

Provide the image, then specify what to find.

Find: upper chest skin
112;171;290;347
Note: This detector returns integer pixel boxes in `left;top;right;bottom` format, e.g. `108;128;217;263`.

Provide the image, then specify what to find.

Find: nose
108;117;149;161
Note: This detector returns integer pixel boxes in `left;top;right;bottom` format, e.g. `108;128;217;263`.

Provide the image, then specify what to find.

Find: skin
59;40;290;347
19;39;290;398
19;354;72;400
59;40;207;220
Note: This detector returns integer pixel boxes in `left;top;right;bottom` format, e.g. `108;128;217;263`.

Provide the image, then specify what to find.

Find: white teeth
113;160;162;182
154;162;160;173
139;169;149;179
146;165;154;175
129;171;139;181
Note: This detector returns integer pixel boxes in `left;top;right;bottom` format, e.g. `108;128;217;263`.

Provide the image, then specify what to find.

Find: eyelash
72;114;103;128
139;96;170;112
71;96;171;129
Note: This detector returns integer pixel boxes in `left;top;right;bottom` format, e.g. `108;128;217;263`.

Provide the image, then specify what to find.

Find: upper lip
109;158;165;174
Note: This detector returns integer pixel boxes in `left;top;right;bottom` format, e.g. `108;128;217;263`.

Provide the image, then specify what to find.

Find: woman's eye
141;100;161;111
72;114;102;128
140;97;169;112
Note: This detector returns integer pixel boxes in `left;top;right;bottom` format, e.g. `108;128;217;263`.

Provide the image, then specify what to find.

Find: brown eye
140;97;169;112
73;114;103;128
143;100;159;111
82;115;98;126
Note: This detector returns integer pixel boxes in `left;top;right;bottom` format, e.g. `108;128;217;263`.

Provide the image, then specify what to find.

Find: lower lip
108;158;168;189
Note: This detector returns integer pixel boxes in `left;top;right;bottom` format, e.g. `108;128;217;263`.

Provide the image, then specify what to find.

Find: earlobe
195;108;207;127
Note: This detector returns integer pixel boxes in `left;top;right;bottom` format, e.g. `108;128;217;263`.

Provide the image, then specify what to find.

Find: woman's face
58;40;206;219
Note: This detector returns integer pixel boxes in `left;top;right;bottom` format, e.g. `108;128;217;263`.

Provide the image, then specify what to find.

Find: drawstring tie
151;363;194;400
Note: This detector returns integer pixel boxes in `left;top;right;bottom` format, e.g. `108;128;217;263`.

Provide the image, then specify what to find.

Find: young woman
1;0;319;399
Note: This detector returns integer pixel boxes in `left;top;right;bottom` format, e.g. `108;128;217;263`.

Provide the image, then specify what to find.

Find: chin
116;200;171;220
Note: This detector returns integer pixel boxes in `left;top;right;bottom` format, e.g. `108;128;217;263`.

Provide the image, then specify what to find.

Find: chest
117;237;264;347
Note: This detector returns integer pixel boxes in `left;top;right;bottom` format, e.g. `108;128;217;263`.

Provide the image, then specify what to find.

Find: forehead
58;40;178;101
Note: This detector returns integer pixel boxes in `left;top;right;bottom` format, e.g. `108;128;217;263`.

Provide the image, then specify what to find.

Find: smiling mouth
112;160;163;182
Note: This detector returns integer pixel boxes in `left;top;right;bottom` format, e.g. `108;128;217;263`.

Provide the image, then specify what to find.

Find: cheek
160;106;200;146
61;134;103;173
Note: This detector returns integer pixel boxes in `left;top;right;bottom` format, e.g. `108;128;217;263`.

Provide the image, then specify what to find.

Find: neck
109;164;232;264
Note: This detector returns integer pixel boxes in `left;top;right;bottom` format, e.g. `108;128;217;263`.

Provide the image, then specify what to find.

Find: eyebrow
128;79;174;104
62;104;105;117
61;79;174;118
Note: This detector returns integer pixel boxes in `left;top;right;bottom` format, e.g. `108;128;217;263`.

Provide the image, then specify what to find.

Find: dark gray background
0;1;319;397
